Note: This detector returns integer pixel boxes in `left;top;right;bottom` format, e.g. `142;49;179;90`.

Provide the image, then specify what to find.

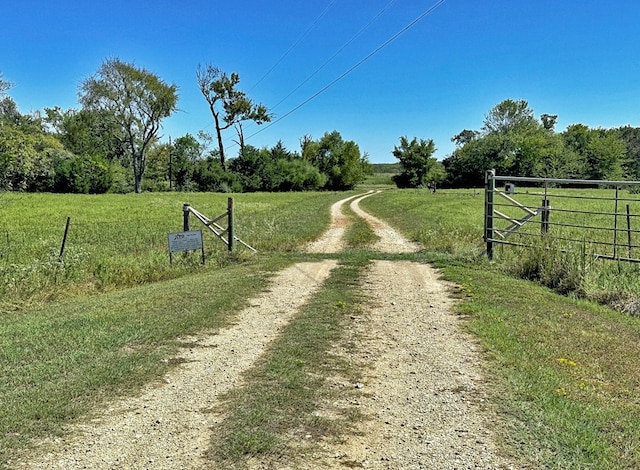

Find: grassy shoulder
0;254;293;465
445;264;640;468
361;188;640;468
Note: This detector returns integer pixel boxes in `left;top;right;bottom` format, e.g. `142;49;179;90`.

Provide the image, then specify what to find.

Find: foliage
302;131;369;190
192;157;243;193
563;124;627;180
51;150;114;194
442;99;631;187
392;136;446;188
44;107;125;162
229;143;326;192
80;59;178;193
196;65;271;168
0;106;62;191
171;134;203;190
0;71;12;96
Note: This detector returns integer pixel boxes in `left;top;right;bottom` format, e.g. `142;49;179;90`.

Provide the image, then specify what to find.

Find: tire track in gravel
14;261;337;470
303;192;515;469
15;192;515;469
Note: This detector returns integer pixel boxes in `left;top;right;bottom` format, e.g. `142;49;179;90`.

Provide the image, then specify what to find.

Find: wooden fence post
227;197;234;252
484;170;495;259
183;204;191;231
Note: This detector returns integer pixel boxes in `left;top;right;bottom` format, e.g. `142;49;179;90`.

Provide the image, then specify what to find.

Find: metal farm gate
483;170;640;262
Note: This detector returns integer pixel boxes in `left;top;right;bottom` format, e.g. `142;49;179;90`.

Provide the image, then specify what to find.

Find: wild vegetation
0;191;347;307
3;62;640;468
0;65;370;195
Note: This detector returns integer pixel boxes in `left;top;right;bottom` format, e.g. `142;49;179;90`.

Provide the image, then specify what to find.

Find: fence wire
484;171;640;262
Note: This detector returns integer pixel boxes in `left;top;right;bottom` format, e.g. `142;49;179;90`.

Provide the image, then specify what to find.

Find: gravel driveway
15;192;515;469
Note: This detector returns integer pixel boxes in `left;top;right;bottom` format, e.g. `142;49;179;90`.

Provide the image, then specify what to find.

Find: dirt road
16;192;513;469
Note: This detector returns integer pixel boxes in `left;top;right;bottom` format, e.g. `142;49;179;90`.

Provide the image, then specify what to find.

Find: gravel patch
349;192;422;253
305;194;363;254
308;260;514;469
14;261;337;470
13;191;516;469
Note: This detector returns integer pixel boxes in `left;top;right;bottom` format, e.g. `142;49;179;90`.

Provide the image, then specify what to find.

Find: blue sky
2;0;640;163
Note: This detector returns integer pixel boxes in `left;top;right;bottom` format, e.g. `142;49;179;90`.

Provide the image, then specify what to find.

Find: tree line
4;60;640;194
391;99;640;190
0;60;369;194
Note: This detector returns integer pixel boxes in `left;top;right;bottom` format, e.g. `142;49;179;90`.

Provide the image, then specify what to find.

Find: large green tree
443;99;564;187
196;65;271;168
562;124;627;180
44;107;125;163
80;59;178;193
392;136;445;188
302;131;369;190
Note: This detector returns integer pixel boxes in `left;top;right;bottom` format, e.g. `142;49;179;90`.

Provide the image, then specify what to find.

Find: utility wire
270;0;399;112
246;0;447;142
249;0;337;92
225;0;398;151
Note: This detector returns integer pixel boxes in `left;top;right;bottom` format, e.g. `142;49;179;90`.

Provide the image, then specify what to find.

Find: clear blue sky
2;0;640;163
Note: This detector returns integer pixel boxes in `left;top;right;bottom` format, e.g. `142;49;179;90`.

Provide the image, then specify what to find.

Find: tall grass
362;188;640;309
0;191;347;307
359;188;484;259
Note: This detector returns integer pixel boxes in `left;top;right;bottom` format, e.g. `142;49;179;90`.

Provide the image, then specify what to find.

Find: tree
44;107;125;162
79;59;178;193
392;136;445;188
302;131;369;190
196;65;271;168
443;99;562;187
482;99;537;135
0;72;12;96
171;134;203;190
0;87;65;191
562;125;627;180
618;126;640;179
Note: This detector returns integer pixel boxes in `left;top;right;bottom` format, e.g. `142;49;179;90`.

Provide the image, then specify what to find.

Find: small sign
168;230;203;253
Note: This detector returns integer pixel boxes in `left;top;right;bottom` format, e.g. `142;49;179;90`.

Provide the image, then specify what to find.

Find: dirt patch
350;192;422;253
305;194;363;254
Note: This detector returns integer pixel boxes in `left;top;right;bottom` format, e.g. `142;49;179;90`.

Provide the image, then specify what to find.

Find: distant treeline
3;62;639;194
441;99;640;188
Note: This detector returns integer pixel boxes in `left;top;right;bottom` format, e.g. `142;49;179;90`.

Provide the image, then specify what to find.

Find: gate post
227;197;234;252
484;170;495;259
183;204;191;231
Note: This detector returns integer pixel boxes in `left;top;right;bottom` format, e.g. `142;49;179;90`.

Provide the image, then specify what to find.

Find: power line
246;0;447;142
248;0;338;93
270;0;400;112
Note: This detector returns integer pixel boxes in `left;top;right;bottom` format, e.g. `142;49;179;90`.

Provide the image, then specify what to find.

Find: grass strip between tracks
209;259;367;468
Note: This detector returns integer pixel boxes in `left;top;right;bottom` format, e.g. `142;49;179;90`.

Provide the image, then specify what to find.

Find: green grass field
2;187;640;469
0;191;348;306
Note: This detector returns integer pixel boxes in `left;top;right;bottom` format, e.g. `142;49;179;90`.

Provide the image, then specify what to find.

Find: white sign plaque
168;230;203;253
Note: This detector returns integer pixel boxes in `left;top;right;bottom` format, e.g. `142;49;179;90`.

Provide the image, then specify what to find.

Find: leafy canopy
80;58;178;193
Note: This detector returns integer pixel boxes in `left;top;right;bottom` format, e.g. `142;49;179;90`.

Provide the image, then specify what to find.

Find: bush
192;158;242;193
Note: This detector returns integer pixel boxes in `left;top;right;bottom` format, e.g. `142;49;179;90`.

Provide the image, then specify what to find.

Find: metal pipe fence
484;170;640;262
